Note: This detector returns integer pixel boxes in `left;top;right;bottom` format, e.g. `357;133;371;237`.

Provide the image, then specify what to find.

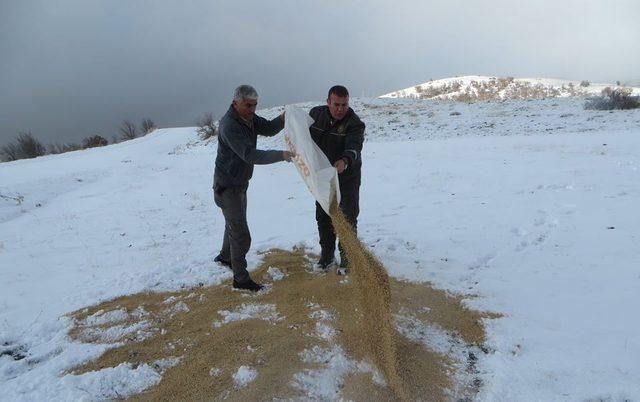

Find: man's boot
317;250;336;271
233;278;264;292
214;254;232;270
337;256;349;275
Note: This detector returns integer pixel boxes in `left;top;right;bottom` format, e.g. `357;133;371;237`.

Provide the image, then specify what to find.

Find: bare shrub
141;118;156;134
585;87;640;110
503;82;560;100
17;132;46;159
580;80;590;87
82;135;109;149
196;113;218;139
48;142;82;154
66;143;82;152
418;81;462;99
497;76;514;91
119;120;138;141
453;91;474;102
1;143;20;161
1;132;46;161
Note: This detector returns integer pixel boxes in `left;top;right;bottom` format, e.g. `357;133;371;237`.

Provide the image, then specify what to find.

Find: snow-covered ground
1;97;639;400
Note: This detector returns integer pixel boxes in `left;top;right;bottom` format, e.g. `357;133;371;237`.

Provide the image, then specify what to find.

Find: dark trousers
315;174;361;263
214;187;252;283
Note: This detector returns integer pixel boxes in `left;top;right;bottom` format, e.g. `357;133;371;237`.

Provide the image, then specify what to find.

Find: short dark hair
327;85;349;100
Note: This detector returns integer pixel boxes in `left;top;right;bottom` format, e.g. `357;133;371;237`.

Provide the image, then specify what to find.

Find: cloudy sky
1;0;638;146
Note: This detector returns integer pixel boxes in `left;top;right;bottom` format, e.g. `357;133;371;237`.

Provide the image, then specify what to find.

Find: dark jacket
213;105;284;191
309;105;365;180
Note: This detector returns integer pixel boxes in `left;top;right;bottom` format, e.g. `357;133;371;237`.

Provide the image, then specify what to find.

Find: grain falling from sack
329;200;407;401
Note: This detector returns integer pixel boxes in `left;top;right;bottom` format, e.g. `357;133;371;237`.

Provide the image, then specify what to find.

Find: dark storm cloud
1;0;638;146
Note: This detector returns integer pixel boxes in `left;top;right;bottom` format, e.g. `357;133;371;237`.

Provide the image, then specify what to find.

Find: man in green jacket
309;85;365;272
213;85;293;291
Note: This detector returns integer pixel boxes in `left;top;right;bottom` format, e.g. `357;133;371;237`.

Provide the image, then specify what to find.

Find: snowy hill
1;97;640;400
381;75;640;101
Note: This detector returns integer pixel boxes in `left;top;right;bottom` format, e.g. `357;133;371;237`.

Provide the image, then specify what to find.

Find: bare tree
1;132;46;161
119;120;138;141
82;135;109;148
141;118;156;134
196;113;217;140
18;131;46;158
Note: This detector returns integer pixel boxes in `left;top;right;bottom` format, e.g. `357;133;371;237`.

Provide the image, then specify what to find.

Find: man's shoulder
219;112;241;132
347;108;364;127
309;105;328;117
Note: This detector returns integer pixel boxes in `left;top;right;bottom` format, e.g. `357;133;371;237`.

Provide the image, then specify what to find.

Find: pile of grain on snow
68;247;495;400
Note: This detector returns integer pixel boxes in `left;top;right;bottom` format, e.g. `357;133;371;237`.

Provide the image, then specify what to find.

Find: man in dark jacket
309;85;365;272
213;85;293;291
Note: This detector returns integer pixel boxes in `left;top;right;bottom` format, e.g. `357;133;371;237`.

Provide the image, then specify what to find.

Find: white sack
284;104;340;214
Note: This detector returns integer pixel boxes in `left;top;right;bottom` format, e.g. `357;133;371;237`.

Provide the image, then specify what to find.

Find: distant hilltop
380;75;640;101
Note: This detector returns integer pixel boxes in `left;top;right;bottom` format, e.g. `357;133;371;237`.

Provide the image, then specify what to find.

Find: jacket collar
325;105;354;127
227;104;253;128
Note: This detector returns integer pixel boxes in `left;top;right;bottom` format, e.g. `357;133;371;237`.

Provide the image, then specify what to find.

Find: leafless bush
119;120;138;141
417;81;462;99
503;82;560;100
496;77;510;87
1;132;46;161
82;135;109;148
415;77;572;102
1;143;19;161
585;87;640;110
141;118;156;134
580;80;590;87
48;142;82;154
453;91;474;102
196;113;218;139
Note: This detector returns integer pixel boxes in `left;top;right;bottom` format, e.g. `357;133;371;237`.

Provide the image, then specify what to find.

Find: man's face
327;93;349;120
233;98;258;120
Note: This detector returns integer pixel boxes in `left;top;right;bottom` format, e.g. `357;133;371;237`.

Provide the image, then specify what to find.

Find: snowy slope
1;98;640;400
381;75;640;101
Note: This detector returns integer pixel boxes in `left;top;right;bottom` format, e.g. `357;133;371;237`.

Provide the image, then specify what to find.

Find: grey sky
1;0;638;146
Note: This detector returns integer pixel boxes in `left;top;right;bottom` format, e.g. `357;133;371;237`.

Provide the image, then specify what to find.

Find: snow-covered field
1;97;639;400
